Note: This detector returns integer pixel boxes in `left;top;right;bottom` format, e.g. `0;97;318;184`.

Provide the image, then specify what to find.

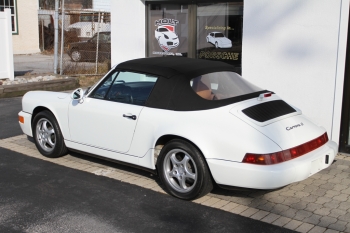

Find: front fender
22;91;72;140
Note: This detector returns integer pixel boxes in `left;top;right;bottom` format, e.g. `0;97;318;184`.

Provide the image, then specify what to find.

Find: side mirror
71;88;84;103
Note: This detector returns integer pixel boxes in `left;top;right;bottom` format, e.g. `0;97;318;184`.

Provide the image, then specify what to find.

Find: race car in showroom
18;57;337;200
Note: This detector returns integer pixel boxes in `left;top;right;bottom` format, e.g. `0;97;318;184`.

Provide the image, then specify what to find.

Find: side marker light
19;115;24;124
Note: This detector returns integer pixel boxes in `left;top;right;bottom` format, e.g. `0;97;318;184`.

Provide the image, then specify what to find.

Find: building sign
153;18;182;56
148;4;188;57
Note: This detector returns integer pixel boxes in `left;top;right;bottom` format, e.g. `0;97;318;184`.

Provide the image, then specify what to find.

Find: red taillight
242;133;329;165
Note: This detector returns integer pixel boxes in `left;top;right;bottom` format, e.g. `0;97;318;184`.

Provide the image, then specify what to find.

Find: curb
0;77;79;98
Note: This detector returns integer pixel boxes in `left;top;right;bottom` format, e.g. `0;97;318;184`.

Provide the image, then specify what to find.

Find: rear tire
158;139;213;200
32;110;68;158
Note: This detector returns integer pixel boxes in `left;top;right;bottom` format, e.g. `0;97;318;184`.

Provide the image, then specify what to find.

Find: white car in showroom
18;57;337;200
206;32;232;48
155;26;179;52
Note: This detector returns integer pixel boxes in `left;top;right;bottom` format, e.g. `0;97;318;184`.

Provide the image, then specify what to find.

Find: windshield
191;72;262;100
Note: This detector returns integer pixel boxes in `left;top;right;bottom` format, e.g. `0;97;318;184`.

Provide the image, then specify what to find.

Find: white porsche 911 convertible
18;57;337;200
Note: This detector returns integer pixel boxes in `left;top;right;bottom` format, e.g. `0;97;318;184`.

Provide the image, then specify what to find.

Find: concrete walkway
1;134;349;233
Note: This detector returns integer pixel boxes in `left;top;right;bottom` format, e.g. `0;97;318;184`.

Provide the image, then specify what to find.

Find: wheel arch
31;106;65;137
31;106;68;158
32;106;54;124
154;134;215;183
154;134;203;156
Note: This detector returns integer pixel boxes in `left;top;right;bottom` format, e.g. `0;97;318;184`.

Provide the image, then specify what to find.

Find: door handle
123;114;137;120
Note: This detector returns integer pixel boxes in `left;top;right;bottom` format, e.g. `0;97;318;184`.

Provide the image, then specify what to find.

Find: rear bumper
207;140;338;189
18;111;33;137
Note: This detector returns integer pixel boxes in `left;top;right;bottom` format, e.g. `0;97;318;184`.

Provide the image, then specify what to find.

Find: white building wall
12;0;40;54
111;0;146;65
242;0;349;142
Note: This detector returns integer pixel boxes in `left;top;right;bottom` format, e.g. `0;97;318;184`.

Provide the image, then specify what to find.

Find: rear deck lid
230;94;326;150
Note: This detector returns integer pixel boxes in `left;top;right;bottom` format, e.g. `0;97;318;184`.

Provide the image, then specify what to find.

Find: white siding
12;0;40;54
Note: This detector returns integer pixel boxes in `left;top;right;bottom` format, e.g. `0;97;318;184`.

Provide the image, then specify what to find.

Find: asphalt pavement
0;96;23;139
0;97;294;232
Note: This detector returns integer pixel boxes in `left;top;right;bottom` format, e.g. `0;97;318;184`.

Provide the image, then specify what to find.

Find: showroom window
146;1;243;73
0;0;18;34
197;3;243;67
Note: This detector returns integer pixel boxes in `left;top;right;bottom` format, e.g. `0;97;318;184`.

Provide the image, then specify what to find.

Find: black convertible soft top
116;57;268;111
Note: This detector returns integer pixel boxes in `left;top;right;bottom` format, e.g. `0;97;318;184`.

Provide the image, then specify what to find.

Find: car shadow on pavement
26;135;281;199
69;149;163;180
65;148;283;200
210;183;285;200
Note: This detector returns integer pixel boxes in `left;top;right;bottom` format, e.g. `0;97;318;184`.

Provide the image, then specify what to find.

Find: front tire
32;110;68;158
158;139;213;200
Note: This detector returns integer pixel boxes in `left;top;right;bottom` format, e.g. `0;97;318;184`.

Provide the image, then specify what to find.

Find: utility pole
53;0;59;74
59;0;65;75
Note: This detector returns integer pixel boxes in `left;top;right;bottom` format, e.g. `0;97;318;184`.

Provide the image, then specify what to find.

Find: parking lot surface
1;134;349;232
2;146;293;233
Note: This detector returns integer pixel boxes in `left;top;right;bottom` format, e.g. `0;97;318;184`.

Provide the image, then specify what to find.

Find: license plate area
310;156;325;175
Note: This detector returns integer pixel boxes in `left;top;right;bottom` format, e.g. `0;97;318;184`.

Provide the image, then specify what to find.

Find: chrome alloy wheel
163;149;198;193
35;118;56;152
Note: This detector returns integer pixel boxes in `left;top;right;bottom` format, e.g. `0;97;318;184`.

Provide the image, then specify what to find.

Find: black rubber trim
242;100;296;122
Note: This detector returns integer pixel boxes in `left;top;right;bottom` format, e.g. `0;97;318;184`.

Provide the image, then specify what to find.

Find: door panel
68;97;143;153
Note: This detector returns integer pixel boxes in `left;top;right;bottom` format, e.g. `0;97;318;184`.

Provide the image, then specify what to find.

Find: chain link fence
39;9;111;75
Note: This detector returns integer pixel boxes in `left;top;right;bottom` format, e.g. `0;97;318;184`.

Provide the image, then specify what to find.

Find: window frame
89;69;159;106
0;0;19;34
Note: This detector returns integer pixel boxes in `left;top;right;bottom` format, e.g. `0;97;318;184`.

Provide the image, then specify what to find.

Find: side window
105;71;158;106
90;71;119;99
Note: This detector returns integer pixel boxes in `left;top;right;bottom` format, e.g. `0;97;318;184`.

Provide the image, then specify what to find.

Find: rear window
191;72;262;100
